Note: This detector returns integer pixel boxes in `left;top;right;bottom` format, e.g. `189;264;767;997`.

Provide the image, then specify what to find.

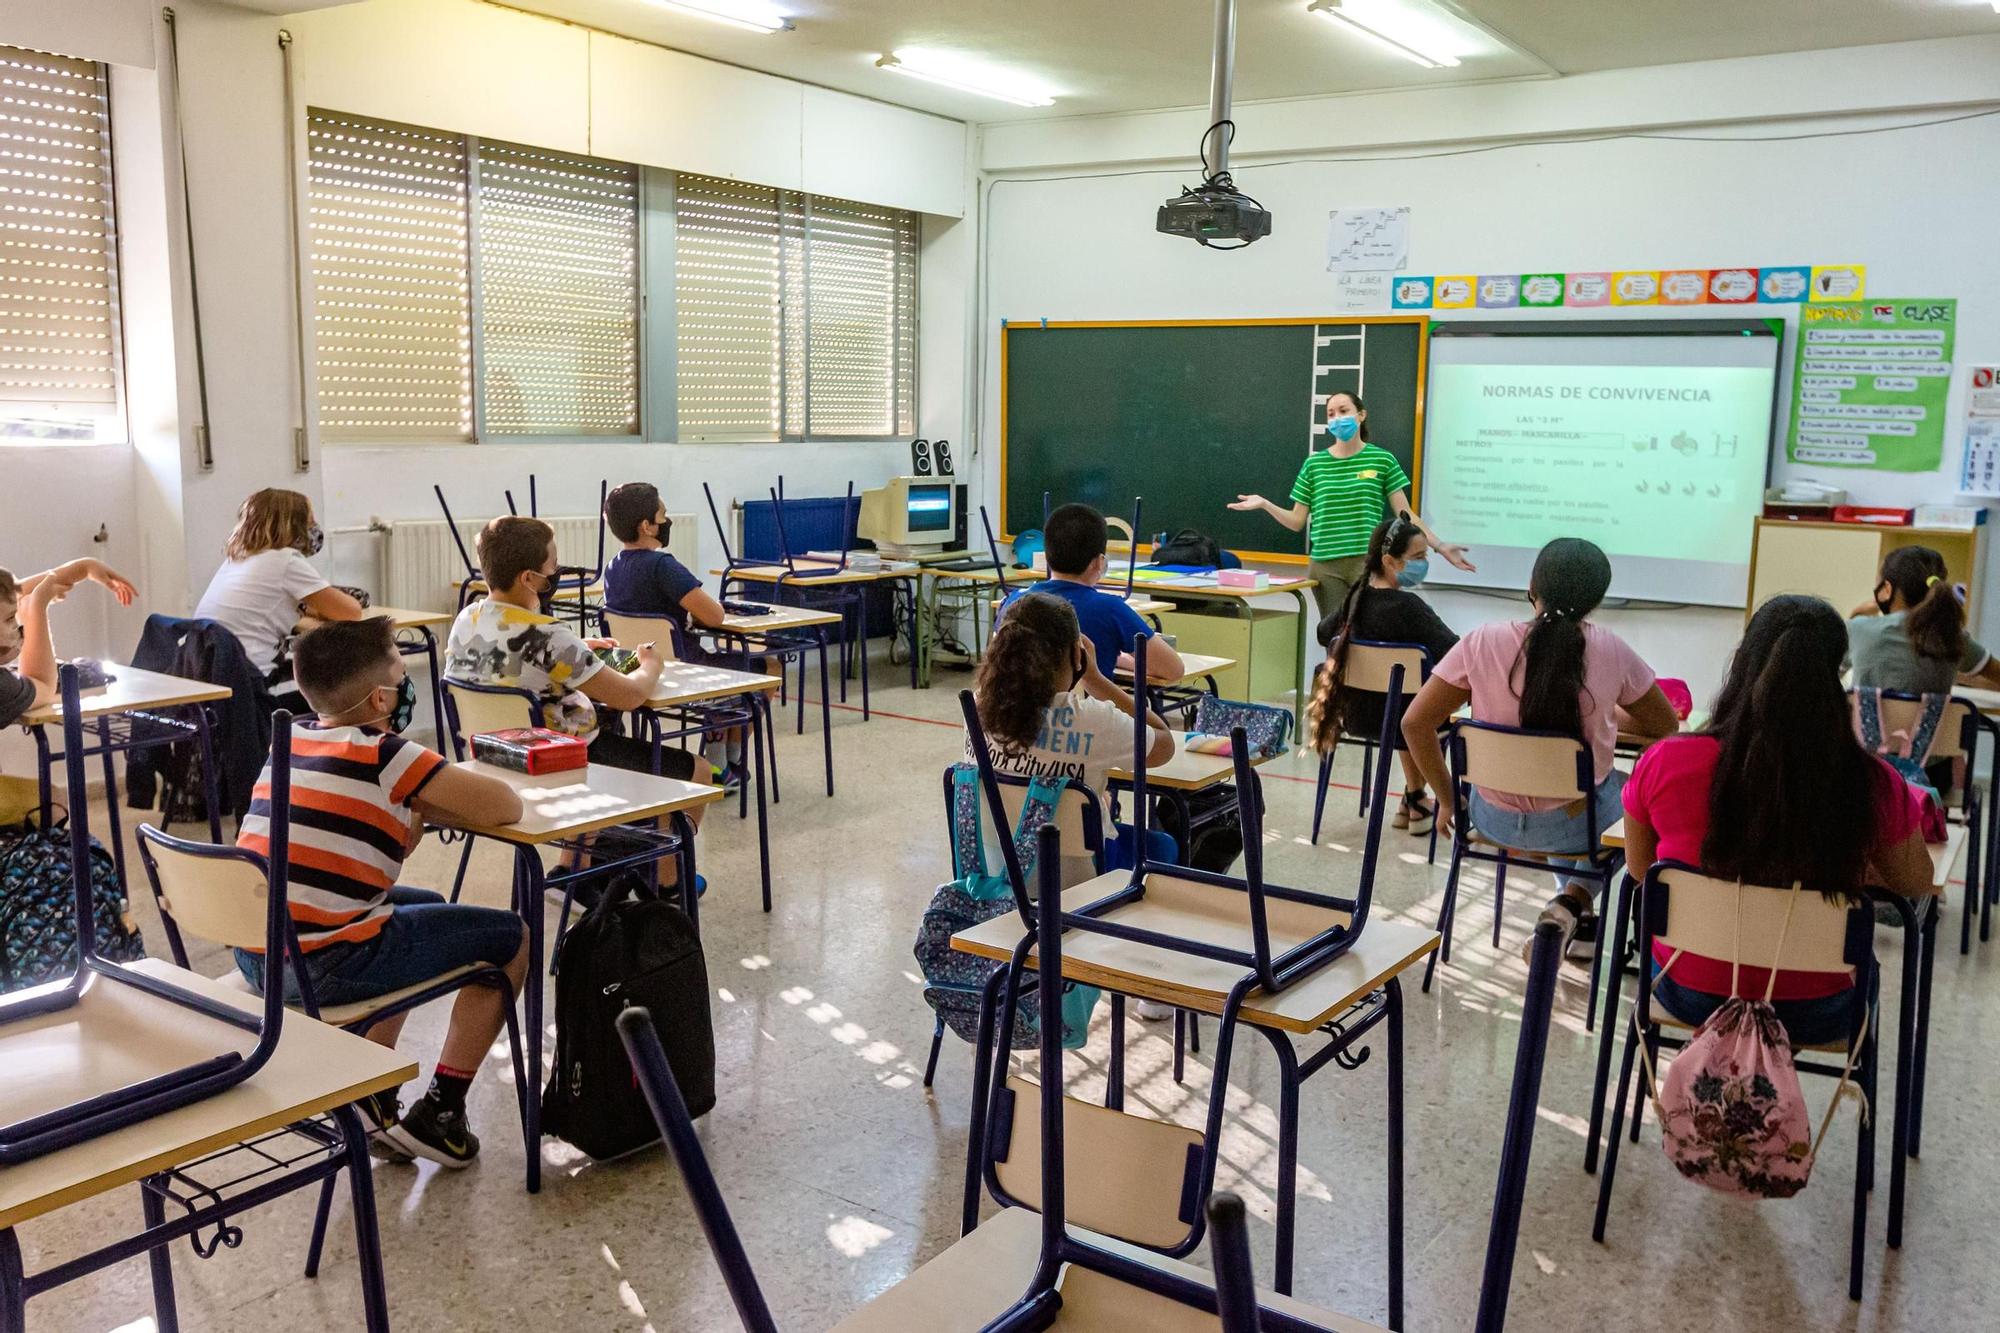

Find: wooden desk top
1601;819;1964;892
439;761;722;846
952;872;1439;1034
714;602;843;634
1107;731;1280;791
1116;652;1236;683
934;566;1040;587
0;961;416;1230
831;1207;1373;1333
712;562;914;586
371;605;454;631
643;661;782;709
1953;685;2000;716
1132;575;1317;600
1121;596;1174;617
21;665;233;727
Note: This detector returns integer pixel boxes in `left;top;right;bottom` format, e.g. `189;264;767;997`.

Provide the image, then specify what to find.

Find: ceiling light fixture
1307;0;1461;69
875;52;1055;108
648;0;792;34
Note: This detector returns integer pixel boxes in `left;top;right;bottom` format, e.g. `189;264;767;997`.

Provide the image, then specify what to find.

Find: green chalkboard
1002;318;1427;559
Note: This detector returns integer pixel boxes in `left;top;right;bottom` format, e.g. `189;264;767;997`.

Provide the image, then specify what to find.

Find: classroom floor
21;667;2000;1333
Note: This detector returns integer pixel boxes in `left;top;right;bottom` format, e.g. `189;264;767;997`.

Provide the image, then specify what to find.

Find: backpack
542;873;714;1161
1186;695;1293;760
1642;882;1864;1200
1;815;145;994
1153;785;1245;875
914;765;1100;1051
1851;688;1951;839
1150;529;1222;568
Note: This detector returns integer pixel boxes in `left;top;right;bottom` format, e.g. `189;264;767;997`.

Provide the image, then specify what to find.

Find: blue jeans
1652;962;1867;1049
1105;824;1178;871
237;887;524;1007
1469;769;1626;883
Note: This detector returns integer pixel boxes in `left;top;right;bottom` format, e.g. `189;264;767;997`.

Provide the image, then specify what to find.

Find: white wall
978;36;2000;706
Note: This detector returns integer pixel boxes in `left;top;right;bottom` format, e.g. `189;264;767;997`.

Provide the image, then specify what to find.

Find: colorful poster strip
1382;263;1864;311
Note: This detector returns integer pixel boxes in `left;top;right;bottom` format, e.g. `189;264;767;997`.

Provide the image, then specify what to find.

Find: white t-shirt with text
969;690;1139;797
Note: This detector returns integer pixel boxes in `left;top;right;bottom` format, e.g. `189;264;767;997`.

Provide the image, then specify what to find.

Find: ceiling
502;0;2000;122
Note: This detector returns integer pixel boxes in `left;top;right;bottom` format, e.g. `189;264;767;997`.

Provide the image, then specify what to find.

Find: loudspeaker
910;438;932;475
952;483;968;552
934;439;954;476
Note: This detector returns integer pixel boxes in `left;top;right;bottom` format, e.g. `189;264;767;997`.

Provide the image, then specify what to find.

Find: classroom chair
1590;861;1919;1301
1427;720;1623;1032
1309;640;1437;855
136;816;532;1224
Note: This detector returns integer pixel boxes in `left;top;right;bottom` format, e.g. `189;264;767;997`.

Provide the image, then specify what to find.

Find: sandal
1398;790;1436;835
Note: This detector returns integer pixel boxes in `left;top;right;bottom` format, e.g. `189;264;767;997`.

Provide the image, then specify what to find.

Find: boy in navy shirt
1007;504;1187;683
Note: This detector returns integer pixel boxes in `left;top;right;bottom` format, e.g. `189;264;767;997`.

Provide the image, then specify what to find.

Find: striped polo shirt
1289;444;1411;561
238;721;446;952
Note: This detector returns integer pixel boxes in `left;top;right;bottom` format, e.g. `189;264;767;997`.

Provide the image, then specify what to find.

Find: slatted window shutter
475;140;639;436
799;196;917;438
674;175;785;440
307;110;472;441
0;46;119;412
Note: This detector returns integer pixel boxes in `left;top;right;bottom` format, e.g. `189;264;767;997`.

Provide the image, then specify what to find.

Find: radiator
383;513;699;612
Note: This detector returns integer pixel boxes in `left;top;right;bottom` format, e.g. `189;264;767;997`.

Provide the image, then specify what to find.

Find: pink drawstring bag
1642;883;1866;1200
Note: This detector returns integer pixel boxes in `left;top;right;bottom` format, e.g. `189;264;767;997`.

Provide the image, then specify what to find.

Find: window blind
307;110;472;440
475;140;639;436
0;46;118;408
798;196;917;438
674;176;785;440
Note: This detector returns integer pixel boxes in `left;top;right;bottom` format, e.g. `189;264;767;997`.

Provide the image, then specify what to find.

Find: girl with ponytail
1848;545;2000;697
1309;511;1458;832
1621;595;1935;1042
1401;538;1679;955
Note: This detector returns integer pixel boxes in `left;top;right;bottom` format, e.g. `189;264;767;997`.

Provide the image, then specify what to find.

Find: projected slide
1420;326;1779;605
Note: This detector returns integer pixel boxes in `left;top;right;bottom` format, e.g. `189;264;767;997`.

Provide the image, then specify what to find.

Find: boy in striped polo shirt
238;617;528;1168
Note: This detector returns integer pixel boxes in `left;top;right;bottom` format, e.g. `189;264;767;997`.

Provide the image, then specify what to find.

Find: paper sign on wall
1789;298;1956;472
1961;365;2000;497
1333;271;1392;313
1325;207;1411;273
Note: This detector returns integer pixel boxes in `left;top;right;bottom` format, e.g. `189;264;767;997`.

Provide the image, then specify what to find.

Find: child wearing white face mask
1228;390;1476;623
0;557;137;826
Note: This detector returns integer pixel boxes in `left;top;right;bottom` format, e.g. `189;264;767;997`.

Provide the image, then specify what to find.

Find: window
307;110;472;441
671;176;784;440
0;45;121;443
788;194;918;439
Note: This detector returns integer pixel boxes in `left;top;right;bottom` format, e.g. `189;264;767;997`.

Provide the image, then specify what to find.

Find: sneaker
358;1089;414;1164
1524;895;1591;965
1135;999;1174;1021
383;1092;480;1168
719;762;748;795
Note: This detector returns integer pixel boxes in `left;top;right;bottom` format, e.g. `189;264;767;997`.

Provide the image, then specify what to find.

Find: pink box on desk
1216;568;1268;590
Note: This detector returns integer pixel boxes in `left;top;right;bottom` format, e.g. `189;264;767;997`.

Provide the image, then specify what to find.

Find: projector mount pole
1206;0;1237;184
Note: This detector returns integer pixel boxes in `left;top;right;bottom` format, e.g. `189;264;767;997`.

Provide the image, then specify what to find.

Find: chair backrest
989;1073;1204;1249
989;777;1103;890
442;679;544;760
140;834;278;955
1453;720;1591;802
1343;640;1431;695
1649;863;1858;981
602;609;684;662
1861;689;1975;765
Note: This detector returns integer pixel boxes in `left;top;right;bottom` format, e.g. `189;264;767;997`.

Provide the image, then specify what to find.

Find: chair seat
950;871;1440;1034
1648;1005;1865;1056
1466;829;1604;864
831;1208;1375;1333
215;963;489;1028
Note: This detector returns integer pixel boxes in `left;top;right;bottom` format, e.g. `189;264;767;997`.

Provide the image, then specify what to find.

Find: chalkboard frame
1000;316;1432;564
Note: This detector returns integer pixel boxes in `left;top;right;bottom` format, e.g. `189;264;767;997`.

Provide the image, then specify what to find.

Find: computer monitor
857;476;958;556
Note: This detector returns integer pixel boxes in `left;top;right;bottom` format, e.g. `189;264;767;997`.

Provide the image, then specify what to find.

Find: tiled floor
17;668;2000;1331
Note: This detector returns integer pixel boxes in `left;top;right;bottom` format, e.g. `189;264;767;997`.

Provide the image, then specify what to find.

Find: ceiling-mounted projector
1158;0;1269;249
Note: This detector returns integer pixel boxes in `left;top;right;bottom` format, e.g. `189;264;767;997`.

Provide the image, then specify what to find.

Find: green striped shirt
1290;445;1410;560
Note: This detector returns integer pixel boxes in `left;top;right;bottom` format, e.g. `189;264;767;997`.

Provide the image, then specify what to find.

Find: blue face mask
1396;556;1429;589
1326;415;1360;443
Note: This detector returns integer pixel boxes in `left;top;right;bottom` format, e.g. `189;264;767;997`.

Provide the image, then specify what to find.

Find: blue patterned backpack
914;765;1100;1051
1;815;145;993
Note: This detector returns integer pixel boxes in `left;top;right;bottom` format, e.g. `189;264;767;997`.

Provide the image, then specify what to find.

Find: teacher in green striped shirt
1229;391;1475;622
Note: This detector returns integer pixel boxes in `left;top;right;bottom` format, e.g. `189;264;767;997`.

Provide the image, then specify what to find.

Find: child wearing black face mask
965;591;1178;870
195;488;363;688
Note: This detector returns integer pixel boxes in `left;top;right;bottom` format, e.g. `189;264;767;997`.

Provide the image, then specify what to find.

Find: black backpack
1154;786;1245;875
541;874;714;1160
1;816;145;994
1150;528;1223;567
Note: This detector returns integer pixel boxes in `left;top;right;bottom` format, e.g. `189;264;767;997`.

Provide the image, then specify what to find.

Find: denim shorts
1469;769;1627;878
1651;962;1867;1049
237;887;524;1007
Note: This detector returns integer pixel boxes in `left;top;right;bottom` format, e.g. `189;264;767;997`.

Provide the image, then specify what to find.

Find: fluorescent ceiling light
648;0;792;33
876;52;1056;108
1307;0;1462;69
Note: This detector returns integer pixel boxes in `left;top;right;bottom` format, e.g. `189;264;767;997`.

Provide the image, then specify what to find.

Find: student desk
916;564;1042;688
951;888;1438;1304
1104;730;1281;859
0;960;415;1332
373;605;453;744
24;666;231;886
641;662;780;911
433;761;722;1192
1132;576;1318;726
713;601;842;797
1114;652;1235;725
715;561;922;702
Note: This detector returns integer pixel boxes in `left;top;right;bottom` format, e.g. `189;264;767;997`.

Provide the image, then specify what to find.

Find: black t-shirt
1316;586;1459;737
0;669;36;729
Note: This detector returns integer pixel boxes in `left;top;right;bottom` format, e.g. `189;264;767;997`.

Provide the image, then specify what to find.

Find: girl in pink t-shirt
1403;538;1680;957
1622;594;1937;1043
